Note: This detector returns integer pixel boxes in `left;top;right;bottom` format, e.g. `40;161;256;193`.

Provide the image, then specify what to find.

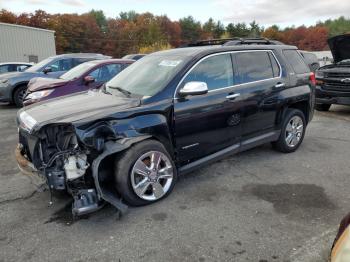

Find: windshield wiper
108;86;132;97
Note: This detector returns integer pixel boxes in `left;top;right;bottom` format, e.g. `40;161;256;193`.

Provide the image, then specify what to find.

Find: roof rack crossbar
183;37;282;47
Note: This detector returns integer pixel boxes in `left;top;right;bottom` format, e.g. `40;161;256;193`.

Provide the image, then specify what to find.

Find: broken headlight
19;111;37;133
26;89;54;100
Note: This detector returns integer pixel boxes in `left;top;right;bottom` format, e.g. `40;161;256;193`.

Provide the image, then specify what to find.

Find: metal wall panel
0;23;56;63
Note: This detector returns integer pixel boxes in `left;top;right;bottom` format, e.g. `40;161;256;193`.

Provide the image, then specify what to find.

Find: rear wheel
13;85;27;107
272;109;306;153
315;103;331;112
114;140;177;206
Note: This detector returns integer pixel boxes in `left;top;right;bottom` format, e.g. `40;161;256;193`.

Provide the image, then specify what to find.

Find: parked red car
23;59;134;106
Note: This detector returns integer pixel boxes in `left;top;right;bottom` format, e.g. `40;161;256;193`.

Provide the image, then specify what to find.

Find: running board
179;130;280;175
239;131;280;152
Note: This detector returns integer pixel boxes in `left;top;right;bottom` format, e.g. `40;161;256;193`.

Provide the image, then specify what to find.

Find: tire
315;103;331;112
272;109;306;153
13;85;27;108
114;140;177;206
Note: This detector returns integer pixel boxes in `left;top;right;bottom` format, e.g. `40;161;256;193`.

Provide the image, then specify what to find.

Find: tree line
1;9;350;57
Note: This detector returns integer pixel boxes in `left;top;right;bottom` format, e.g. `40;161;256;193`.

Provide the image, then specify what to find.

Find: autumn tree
88;9;108;33
0;9;16;23
157;15;182;47
262;25;283;41
1;8;349;56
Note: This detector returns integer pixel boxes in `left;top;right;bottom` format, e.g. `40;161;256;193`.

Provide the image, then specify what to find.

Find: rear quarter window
268;53;280;77
283;50;310;74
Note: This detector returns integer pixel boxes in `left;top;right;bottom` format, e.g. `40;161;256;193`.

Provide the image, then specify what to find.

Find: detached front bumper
15;144;46;187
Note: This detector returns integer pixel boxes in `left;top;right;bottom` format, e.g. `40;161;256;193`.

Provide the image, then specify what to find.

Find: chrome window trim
174;49;283;99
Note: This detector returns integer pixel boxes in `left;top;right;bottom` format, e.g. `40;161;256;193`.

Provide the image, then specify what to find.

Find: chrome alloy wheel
285;115;304;148
131;151;174;201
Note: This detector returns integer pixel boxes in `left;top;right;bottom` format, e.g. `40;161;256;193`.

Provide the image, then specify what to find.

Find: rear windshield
283;50;310;74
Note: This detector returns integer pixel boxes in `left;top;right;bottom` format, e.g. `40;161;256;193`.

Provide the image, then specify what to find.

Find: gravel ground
0;103;350;262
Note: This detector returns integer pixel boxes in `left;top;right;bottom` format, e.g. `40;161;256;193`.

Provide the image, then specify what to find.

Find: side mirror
84;75;95;85
43;66;52;74
179;81;208;96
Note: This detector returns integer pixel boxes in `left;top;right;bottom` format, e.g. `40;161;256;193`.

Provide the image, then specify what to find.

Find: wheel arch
92;135;176;210
12;82;29;102
287;101;309;124
277;100;310;128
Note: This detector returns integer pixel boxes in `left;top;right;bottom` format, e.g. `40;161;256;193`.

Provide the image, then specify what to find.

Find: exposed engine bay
18;124;108;217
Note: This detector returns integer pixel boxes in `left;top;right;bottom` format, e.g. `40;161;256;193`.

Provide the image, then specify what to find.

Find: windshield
26;57;55;73
60;62;96;80
106;55;187;97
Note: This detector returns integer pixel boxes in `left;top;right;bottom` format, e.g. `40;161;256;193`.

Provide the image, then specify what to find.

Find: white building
0;22;56;63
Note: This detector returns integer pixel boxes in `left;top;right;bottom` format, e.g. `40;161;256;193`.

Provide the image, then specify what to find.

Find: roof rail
183;38;240;47
182;37;284;47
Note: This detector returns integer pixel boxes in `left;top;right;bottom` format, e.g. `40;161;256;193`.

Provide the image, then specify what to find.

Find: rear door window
234;51;275;84
183;53;234;91
283;50;310;74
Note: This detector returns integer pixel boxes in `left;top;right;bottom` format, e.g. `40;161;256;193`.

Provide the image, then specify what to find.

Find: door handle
226;93;240;100
275;83;286;88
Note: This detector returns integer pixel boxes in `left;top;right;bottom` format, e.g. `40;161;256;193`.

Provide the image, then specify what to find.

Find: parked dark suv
15;45;315;217
315;34;350;111
0;53;110;107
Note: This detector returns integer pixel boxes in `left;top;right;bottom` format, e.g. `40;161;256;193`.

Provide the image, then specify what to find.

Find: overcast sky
1;0;350;27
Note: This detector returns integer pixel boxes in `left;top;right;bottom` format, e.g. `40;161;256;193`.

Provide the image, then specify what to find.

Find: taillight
310;72;316;86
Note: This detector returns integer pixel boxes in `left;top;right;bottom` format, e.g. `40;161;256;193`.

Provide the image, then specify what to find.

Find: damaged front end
16;122;130;217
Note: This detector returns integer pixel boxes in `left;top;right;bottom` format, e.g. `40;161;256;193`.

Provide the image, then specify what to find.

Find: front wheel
13;85;27;107
272;109;306;153
114;140;177;206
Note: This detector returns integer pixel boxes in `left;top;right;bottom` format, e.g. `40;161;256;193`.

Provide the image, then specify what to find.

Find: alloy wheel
131;151;174;201
285;115;304;148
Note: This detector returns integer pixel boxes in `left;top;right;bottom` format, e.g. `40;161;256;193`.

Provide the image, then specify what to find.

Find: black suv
16;45;315;216
315;34;350;111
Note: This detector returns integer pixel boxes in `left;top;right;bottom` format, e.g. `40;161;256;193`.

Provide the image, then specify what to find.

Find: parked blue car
0;53;111;107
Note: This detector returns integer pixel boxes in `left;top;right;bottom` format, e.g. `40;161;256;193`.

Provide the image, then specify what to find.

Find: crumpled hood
328;34;350;64
28;77;69;92
18;90;141;130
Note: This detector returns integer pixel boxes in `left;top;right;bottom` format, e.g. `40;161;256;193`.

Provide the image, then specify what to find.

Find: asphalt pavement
1;103;350;262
